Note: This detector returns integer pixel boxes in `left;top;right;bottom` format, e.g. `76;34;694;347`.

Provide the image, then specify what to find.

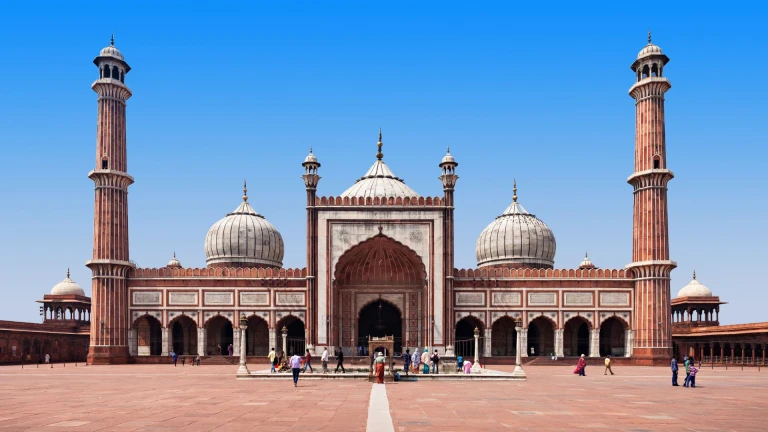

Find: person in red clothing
301;349;314;373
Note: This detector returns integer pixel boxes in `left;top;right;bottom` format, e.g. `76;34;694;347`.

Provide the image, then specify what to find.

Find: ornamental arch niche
527;316;555;357
170;315;197;356
276;314;306;356
205;315;233;355
245;315;269;356
133;314;162;356
491;316;517;357
455;315;484;358
599;316;628;357
563;316;591;357
332;233;427;355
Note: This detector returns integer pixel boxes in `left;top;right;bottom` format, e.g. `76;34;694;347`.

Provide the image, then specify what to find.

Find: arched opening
171;316;197;355
104;65;111;78
563;317;590;357
206;316;233;356
642;64;650;79
56;308;62;320
65;309;71;320
491;316;517;357
653;155;661;169
455;316;484;358
22;339;30;357
527;317;555;356
112;66;119;79
277;315;305;356
599;317;627;356
358;299;402;353
43;340;52;360
651;63;659;77
120;70;124;82
135;315;162;356
333;234;427;354
245;316;269;356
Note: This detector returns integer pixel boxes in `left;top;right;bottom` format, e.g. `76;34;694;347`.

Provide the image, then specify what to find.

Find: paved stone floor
0;363;766;431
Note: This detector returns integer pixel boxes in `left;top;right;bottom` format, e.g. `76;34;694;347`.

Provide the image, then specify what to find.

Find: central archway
333;233;427;355
358;299;403;353
527;317;555;357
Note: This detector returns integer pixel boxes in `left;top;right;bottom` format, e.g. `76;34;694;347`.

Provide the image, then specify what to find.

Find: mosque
3;35;766;367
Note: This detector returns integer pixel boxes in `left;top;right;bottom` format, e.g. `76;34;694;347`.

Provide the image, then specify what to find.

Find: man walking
268;347;277;373
671;356;679;386
402;349;411;376
302;349;314;373
604;355;614;375
683;355;691;387
335;348;345;373
289;352;302;387
321;347;329;374
431;349;440;374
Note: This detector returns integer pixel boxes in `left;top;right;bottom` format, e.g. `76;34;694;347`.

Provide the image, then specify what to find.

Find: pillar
521;330;528;357
269;327;277;354
128;329;137;356
237;315;249;376
161;328;169;356
483;328;492;358
281;326;288;356
554;329;564;358
471;327;481;373
625;330;633;357
233;329;241;357
589;328;600;357
512;319;526;378
197;328;206;357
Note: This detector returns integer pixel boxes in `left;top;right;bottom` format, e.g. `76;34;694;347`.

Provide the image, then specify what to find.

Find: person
278;351;289;372
321;347;329;374
604;355;614;375
44;353;50;364
217;344;221;355
689;361;698;388
375;352;386;384
530;346;535;356
335;348;345;373
228;344;233;357
195;355;201;366
463;359;473;374
181;356;186;366
431;350;441;374
401;349;411;376
411;349;421;374
302;349;314;373
456;355;463;373
671;356;679;386
289;352;302;387
268;347;277;373
683;355;692;387
170;350;178;367
573;354;586;376
421;348;430;374
358;345;363;356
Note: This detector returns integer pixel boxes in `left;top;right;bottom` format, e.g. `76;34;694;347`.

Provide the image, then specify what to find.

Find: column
521;330;528;357
237;317;249;376
512;320;526;378
554;329;564;358
484;328;492;358
197;328;206;357
128;329;137;356
471;327;482;372
233;329;241;357
161;328;170;356
282;327;288;356
589;328;600;357
625;330;633;357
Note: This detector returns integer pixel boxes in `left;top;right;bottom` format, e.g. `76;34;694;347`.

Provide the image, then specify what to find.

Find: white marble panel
564;292;593;306
528;292;556;306
456;292;485;306
133;291;161;305
600;292;630;306
492;292;521;306
276;293;305;306
205;292;233;305
169;292;197;306
240;292;270;306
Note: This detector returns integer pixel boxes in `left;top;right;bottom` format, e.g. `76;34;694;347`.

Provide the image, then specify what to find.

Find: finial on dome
585;251;589;259
309;146;313;154
376;128;384;160
243;179;248;202
111;33;115;46
447;145;451;154
512;179;518;203
173;251;176;258
648;30;651;44
66;267;70;278
693;269;696;280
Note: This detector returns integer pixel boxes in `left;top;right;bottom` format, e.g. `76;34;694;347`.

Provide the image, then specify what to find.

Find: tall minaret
86;36;134;364
302;147;321;351
627;32;676;364
439;148;458;353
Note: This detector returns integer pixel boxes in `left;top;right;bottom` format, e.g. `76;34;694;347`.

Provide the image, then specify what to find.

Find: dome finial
173;251;176;258
111;33;115;46
66;267;70;278
585;251;589;258
243;179;248;202
648;30;652;44
309;146;313;154
693;269;696;280
512;178;518;203
376;128;384;160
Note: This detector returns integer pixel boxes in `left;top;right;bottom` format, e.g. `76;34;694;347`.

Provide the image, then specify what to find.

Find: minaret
86;36;134;364
302;147;321;351
439;147;458;353
627;32;676;364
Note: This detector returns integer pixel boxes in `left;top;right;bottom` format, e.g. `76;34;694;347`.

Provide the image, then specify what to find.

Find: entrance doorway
563;317;590;357
206;316;233;355
527;317;555;356
358;300;402;353
491;316;516;357
455;316;484;358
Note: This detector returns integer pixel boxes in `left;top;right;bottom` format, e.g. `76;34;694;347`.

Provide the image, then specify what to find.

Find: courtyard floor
0;363;766;431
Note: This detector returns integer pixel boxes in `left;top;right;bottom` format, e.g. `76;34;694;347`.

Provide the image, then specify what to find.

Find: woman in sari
573;354;587;376
410;349;421;374
375;352;386;384
463;360;473;374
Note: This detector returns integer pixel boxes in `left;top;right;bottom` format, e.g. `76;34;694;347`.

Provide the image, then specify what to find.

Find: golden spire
648;30;652;44
376;128;384;160
111;33;115;46
243;179;248;202
512;179;518;203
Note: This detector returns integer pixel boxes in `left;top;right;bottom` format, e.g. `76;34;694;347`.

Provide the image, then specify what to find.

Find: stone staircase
201;356;237;365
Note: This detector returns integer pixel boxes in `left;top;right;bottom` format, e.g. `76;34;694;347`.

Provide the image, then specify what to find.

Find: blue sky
0;2;766;324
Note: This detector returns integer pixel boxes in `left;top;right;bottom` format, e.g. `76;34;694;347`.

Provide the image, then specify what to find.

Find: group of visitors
573;354;615;376
269;346;346;386
671;355;699;387
168;350;201;366
403;348;442;374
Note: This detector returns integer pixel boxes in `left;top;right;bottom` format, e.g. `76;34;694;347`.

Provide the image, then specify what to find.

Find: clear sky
0;2;766;325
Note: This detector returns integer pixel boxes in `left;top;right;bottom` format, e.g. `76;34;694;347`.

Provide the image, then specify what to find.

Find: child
688;364;698;388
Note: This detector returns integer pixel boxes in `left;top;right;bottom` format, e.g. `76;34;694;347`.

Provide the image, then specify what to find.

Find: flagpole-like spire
376;128;384;160
512;179;518;203
243;179;248;202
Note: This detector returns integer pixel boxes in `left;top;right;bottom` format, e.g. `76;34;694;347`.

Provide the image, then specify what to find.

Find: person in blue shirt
671;356;679;386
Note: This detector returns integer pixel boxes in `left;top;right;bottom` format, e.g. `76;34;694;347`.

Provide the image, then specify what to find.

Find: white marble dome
676;271;713;298
638;43;663;58
204;191;284;268
167;253;181;268
51;269;85;296
340;132;419;199
476;187;556;269
99;36;124;61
